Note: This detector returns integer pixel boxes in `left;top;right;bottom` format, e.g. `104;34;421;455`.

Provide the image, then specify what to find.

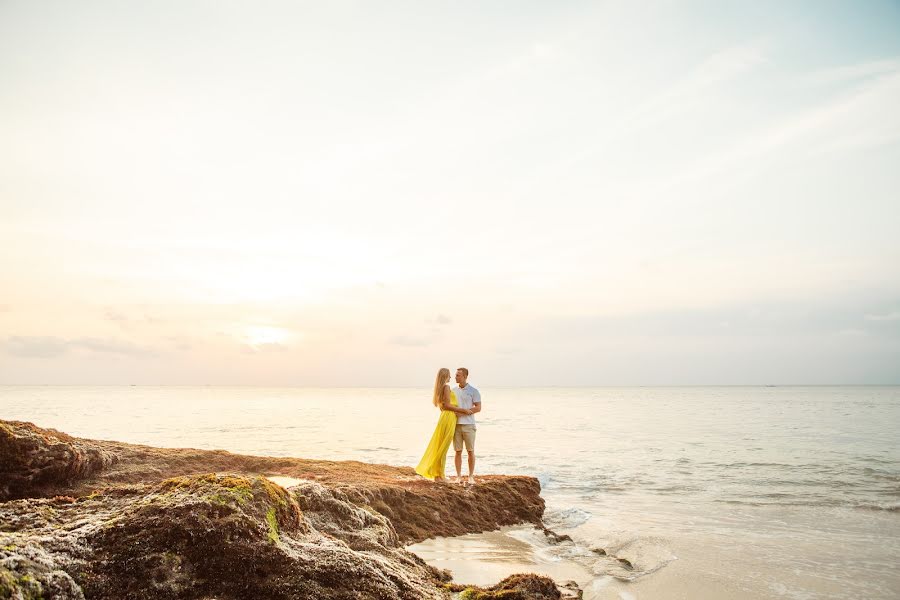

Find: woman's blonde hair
432;368;450;407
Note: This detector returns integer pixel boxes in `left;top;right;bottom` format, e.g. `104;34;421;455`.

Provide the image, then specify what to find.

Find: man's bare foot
467;475;476;486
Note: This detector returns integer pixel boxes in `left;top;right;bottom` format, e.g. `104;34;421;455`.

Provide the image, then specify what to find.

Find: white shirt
453;384;481;426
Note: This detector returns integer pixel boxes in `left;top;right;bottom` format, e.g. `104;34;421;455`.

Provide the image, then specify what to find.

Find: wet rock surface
0;420;575;599
448;573;582;599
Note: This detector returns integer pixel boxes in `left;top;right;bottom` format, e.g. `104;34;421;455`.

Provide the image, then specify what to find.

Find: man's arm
440;388;473;414
470;389;482;413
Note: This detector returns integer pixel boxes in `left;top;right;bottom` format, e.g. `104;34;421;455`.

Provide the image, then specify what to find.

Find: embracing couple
415;367;481;485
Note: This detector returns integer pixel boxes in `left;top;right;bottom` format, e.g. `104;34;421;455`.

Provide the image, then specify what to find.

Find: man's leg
455;451;463;479
464;426;477;484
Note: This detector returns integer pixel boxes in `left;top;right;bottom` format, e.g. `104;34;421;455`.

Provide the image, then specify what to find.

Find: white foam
543;507;593;529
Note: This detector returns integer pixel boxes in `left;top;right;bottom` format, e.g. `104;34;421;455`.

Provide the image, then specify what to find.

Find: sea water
1;385;898;599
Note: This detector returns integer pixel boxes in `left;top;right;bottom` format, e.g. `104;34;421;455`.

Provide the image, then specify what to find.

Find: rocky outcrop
1;473;447;599
0;420;568;599
449;574;582;599
0;421;117;501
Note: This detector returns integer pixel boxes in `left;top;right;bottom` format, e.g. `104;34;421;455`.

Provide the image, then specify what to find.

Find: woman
415;367;474;482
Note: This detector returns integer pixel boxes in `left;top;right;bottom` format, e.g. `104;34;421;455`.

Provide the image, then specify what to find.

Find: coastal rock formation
0;421;117;501
449;574;582;599
0;420;569;599
1;473;446;599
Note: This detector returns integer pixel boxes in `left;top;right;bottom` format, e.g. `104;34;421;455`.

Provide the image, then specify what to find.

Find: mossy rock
455;574;562;600
0;420;116;501
0;548;84;600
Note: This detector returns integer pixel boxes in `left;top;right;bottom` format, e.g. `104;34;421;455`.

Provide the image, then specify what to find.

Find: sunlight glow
242;326;292;349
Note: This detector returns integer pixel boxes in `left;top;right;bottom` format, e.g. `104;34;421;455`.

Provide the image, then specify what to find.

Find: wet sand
409;527;594;588
409;521;900;600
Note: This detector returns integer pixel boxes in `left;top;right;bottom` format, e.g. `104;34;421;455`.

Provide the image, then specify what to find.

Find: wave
862;467;900;481
713;498;900;512
597;536;679;581
713;461;795;468
513;525;678;584
854;502;900;512
542;507;593;529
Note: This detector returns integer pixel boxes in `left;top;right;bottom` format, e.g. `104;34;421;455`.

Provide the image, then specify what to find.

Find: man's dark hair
457;367;469;378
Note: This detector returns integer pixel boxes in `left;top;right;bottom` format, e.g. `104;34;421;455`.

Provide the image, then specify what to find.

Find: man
452;367;481;485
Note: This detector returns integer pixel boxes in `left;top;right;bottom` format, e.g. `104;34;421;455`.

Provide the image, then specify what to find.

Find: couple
415;367;481;485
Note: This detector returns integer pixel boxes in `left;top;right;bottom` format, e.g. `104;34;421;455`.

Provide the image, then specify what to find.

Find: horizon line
1;383;898;388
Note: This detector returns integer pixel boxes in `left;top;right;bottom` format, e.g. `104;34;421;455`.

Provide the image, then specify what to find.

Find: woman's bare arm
440;386;472;414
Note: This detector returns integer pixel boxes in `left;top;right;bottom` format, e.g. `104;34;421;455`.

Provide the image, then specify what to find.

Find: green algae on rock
451;573;582;599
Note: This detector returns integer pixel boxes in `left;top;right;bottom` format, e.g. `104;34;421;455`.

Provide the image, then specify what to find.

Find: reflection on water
1;385;899;599
265;476;305;488
409;526;594;588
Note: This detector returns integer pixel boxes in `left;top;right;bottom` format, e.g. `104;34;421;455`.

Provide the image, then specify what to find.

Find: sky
1;0;899;386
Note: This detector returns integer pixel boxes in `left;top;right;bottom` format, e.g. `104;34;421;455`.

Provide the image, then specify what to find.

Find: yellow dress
415;389;458;480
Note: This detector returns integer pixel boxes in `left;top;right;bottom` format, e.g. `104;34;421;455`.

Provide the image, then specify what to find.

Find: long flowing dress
415;389;458;480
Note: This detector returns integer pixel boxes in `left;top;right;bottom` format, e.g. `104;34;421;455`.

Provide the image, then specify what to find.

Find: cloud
865;311;900;322
3;336;70;358
836;328;867;337
165;335;193;351
104;308;128;321
389;335;433;347
517;40;770;187
651;67;900;191
524;294;900;342
625;41;768;132
241;342;288;354
74;337;154;357
1;336;155;358
426;314;453;325
102;307;163;328
802;58;900;86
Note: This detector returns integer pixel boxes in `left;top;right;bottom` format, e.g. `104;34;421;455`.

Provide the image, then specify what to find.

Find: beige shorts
453;424;476;452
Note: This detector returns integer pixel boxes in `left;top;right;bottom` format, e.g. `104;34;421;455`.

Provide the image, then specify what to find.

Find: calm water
2;386;898;599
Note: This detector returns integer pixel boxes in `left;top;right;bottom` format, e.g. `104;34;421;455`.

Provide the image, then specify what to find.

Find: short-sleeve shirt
453;384;481;426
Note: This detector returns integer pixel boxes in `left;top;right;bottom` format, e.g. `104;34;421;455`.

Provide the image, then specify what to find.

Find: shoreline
0;419;581;599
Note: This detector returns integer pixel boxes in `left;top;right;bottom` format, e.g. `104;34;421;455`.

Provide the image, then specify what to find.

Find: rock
339;477;545;544
558;580;584;599
0;420;560;599
2;473;447;599
292;480;398;550
449;573;566;599
541;525;572;543
0;421;117;501
0;540;86;600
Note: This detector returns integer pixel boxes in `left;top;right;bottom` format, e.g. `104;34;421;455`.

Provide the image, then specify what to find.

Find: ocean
1;385;898;599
